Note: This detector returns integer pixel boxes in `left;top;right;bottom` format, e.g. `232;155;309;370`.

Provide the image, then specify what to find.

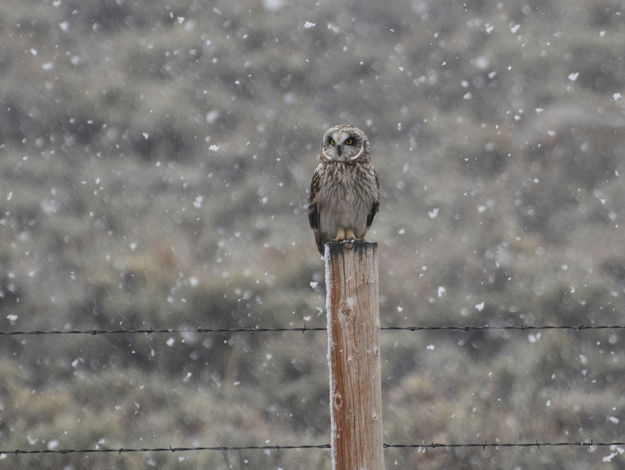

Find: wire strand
382;324;625;331
0;324;624;336
384;441;625;449
3;441;624;456
0;444;330;455
0;326;326;336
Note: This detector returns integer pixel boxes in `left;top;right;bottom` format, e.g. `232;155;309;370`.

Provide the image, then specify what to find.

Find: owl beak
336;145;342;158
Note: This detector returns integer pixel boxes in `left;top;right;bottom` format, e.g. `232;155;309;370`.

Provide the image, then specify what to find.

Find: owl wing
308;166;322;252
366;170;379;228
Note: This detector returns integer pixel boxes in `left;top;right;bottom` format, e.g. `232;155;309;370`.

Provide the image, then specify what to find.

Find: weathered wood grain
325;241;384;470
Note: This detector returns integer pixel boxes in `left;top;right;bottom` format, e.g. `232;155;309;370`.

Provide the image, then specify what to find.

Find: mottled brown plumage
308;125;379;254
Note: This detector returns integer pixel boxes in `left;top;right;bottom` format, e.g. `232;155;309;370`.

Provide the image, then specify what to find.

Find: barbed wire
2;440;624;456
0;326;325;336
384;440;625;449
382;324;625;332
0;444;330;455
0;324;624;336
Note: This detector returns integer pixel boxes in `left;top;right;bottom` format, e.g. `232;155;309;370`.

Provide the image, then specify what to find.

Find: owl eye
328;138;336;146
345;138;354;145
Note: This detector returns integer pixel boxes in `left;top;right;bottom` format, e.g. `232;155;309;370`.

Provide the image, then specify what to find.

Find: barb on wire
0;323;624;336
3;441;624;456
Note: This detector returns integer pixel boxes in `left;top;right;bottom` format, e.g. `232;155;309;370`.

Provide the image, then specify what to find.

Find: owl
308;125;380;254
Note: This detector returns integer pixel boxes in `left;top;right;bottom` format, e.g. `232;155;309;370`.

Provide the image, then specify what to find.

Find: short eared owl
308;125;379;254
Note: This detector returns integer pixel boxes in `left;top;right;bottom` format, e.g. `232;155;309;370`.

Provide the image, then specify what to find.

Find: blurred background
1;0;625;468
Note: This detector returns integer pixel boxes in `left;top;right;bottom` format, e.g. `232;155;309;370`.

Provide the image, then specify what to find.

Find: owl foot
333;229;362;250
333;228;346;241
333;228;358;241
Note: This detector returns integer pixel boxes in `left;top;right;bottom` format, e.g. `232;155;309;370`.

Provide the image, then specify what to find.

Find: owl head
320;125;370;163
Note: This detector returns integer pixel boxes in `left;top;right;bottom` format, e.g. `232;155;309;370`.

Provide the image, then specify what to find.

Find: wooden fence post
325;241;384;470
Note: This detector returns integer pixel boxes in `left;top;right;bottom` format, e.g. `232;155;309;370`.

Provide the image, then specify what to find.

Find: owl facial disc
321;125;368;163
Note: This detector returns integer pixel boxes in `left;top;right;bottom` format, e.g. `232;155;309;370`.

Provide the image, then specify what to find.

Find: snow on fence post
325;241;385;470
